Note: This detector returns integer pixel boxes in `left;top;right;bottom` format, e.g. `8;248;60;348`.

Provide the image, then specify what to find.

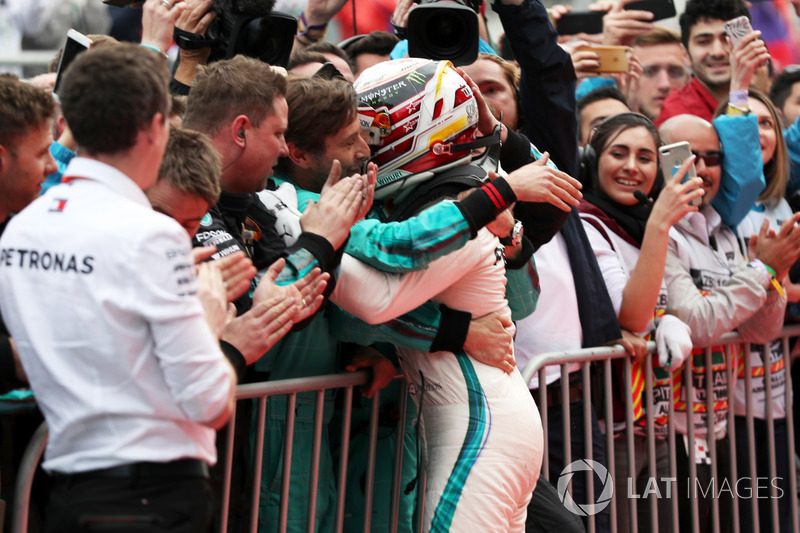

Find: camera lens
425;13;462;55
408;3;478;65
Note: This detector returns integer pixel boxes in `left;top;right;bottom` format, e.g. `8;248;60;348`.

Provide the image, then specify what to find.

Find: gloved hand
656;314;693;371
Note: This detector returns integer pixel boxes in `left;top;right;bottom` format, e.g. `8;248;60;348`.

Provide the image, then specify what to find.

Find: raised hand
173;0;216;85
141;0;186;53
192;247;257;302
254;258;329;324
751;212;800;280
730;29;770;93
504;154;583;211
601;0;654;46
648;154;704;230
301;166;364;249
195;261;228;339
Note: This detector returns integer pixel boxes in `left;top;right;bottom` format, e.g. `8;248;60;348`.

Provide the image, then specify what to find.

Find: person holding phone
715;89;795;533
658;112;800;532
655;0;768;127
578;112;701;533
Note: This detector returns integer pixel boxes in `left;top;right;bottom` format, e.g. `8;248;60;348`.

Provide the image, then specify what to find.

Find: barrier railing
10;370;415;533
11;325;800;532
523;324;800;533
0;51;58;68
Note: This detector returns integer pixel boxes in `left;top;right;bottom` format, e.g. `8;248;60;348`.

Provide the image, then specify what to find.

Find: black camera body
102;0;296;67
407;0;482;66
204;0;295;67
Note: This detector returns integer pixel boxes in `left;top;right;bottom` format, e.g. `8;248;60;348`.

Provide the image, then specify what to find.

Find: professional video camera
407;0;481;66
101;0;296;67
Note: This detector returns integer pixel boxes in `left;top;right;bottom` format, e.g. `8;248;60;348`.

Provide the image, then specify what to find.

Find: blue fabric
784;115;800;200
41;141;75;194
575;77;616;102
390;37;496;60
711;114;766;227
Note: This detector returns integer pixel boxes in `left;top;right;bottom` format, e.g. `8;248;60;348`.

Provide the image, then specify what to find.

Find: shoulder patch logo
200;213;212;227
49;198;68;212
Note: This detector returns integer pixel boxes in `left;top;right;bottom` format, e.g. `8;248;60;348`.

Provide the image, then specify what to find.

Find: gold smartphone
576;45;631;73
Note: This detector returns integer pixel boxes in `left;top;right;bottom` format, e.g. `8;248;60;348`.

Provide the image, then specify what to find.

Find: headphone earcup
579;143;596;186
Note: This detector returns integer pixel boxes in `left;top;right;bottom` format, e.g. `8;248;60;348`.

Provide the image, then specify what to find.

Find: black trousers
735;416;792;533
46;472;213;533
675;434;732;533
539;391;609;533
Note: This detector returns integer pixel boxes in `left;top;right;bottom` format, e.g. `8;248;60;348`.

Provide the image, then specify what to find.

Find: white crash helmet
354;58;483;200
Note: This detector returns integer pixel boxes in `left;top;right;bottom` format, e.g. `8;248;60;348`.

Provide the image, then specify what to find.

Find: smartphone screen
555;11;605;35
724;15;753;49
659;141;700;206
54;29;92;95
624;0;677;22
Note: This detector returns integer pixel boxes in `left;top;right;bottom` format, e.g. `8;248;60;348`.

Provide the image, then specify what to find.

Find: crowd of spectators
3;0;800;531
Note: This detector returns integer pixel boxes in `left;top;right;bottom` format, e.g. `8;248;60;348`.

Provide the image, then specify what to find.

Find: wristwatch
499;220;523;247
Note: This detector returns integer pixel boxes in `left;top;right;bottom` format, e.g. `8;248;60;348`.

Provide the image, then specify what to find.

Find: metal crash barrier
10;370;417;533
523;324;800;533
11;325;800;532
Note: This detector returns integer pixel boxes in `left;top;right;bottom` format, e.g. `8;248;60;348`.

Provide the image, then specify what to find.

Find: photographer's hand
141;0;185;53
292;0;348;52
174;0;216;86
392;0;414;30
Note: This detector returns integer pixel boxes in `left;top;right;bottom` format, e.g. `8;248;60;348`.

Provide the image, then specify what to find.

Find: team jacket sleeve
663;237;785;347
331;235;485;324
346;201;472;273
134;227;234;425
504;249;540;321
711;114;766;227
330;302;470;352
330;303;439;350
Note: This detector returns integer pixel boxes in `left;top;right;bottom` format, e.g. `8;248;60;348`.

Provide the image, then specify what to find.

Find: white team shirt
514;232;582;388
0;158;232;473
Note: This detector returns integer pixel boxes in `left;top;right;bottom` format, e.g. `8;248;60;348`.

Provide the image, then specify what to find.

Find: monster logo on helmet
355;58;494;201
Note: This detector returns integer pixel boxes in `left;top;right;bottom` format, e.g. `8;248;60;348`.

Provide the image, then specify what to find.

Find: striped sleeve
347;201;472;273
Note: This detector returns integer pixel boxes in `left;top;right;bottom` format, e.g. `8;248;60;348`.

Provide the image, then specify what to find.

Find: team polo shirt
0;157;232;473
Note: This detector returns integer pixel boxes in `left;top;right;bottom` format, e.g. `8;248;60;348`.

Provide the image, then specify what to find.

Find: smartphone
575;45;630;73
724;15;754;48
553;1;676;35
53;29;92;95
624;0;677;22
659;141;700;206
553;10;605;35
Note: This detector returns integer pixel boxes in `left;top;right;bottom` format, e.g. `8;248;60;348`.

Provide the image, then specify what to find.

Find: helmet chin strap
431;125;502;155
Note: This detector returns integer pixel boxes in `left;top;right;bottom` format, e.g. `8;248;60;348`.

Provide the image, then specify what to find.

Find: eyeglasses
642;64;688;80
692;150;723;167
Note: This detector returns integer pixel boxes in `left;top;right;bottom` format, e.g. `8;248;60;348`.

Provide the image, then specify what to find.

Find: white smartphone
724;15;754;49
54;29;92;95
659;141;700;207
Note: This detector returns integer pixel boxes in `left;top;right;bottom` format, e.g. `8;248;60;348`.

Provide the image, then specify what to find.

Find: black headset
579;112;664;195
